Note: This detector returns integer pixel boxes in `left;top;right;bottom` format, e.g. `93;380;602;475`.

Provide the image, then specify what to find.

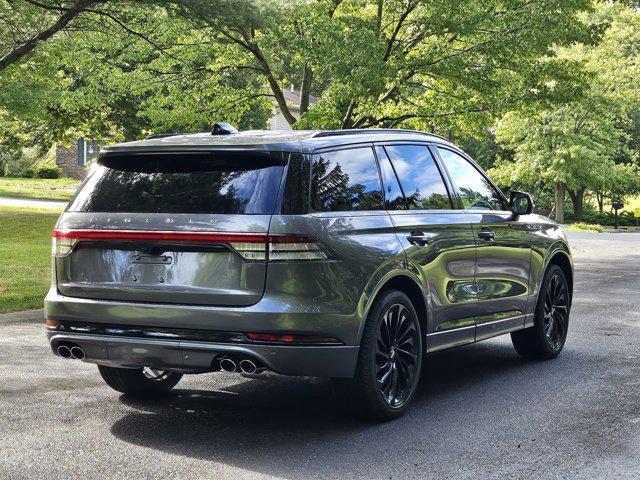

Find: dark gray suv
45;128;573;420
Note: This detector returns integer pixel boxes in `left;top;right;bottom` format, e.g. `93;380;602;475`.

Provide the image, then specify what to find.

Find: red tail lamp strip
52;229;324;261
52;229;317;244
245;333;341;345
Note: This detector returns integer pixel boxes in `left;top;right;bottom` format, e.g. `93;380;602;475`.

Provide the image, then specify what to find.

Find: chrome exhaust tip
219;358;237;373
57;345;72;359
70;346;86;360
239;359;257;374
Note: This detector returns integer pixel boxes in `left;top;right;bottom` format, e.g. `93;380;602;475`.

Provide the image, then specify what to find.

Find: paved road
1;232;639;479
0;196;67;210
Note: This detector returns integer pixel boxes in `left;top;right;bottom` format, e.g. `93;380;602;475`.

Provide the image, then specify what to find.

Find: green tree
490;2;640;223
0;2;273;149
174;0;593;136
0;0;105;72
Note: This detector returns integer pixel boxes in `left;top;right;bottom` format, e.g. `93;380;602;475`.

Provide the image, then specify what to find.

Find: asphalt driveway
0;231;638;479
0;196;67;210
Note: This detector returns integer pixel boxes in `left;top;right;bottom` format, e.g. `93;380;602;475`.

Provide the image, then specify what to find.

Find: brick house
55;138;100;179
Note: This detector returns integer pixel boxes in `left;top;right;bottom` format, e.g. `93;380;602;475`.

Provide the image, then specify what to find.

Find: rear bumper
44;289;360;378
44;289;360;344
47;331;358;377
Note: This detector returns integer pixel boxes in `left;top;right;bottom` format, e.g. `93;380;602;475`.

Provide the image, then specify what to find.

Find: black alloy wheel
333;290;423;421
375;303;421;408
511;264;571;359
543;273;569;351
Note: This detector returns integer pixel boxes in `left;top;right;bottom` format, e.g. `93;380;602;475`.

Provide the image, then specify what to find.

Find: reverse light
51;229;327;262
52;236;77;257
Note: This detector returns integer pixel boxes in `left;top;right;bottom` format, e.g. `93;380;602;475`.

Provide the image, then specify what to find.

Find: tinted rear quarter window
69;153;285;214
310;147;383;212
384;145;452;210
280;153;310;215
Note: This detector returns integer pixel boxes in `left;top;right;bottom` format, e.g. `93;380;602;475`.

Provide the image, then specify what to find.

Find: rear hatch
53;149;286;306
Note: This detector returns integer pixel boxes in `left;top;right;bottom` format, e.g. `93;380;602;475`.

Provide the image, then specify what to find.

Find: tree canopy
1;0;639;224
489;2;640;222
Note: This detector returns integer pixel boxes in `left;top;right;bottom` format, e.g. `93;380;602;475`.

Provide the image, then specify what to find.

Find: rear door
54;150;286;306
435;146;533;340
267;145;403;346
378;143;478;352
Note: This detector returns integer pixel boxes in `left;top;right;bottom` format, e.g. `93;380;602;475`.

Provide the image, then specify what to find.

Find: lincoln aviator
45;127;573;420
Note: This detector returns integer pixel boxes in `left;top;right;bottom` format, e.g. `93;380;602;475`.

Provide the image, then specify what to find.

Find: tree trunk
341;100;356;129
245;40;298;126
554;182;566;224
596;192;604;213
299;63;313;115
568;188;585;221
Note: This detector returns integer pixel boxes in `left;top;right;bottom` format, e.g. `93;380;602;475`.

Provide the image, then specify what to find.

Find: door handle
477;229;495;241
407;232;435;246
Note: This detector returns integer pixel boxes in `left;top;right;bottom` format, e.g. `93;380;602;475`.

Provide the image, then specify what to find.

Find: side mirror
510;190;533;216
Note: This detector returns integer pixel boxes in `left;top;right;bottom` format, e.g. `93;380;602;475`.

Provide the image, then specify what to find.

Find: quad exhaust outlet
218;356;266;374
57;344;86;360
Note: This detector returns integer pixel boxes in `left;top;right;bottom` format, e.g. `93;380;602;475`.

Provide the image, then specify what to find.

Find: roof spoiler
97;149;287;172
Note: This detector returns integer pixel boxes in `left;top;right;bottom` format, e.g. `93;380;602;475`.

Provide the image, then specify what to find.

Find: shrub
34;165;61;179
579;210;636;227
19;168;35;178
566;222;604;233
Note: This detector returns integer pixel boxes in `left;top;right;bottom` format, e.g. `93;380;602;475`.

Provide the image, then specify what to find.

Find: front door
436;146;533;341
376;144;478;352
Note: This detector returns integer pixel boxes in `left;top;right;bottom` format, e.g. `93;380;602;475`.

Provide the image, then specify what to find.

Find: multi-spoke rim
543;274;569;351
376;303;420;408
142;367;171;381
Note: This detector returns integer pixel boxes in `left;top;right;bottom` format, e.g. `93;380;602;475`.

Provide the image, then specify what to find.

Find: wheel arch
360;272;428;348
545;249;574;305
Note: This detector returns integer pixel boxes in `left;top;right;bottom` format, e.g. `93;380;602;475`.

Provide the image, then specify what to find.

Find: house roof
281;86;318;110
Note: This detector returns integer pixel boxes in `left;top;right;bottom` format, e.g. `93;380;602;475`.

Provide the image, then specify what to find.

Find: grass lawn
623;195;640;214
0;177;80;201
0;206;59;313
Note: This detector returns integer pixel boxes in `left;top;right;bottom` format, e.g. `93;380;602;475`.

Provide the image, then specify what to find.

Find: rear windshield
68;152;285;214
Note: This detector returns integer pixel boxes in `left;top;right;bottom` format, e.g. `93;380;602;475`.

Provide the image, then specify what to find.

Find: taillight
52;229;326;262
245;333;340;344
45;318;59;328
225;235;327;261
268;235;327;261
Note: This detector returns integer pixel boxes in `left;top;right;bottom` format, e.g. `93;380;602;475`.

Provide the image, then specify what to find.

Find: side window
280;153;310;214
384;145;452;210
437;147;506;211
375;146;406;210
311;147;383;212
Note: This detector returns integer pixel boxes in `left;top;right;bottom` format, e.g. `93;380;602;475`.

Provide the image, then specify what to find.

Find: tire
333;290;423;421
98;365;183;396
511;264;570;359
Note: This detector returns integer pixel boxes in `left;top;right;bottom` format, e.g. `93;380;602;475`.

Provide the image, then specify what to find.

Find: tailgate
53;149;286;307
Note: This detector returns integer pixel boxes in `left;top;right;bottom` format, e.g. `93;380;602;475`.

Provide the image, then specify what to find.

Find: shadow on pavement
110;340;532;478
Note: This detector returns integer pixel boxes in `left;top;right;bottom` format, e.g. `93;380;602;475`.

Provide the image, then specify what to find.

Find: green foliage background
0;0;639;221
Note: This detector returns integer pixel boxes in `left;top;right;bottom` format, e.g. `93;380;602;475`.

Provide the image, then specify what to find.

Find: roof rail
144;132;190;140
311;129;451;143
